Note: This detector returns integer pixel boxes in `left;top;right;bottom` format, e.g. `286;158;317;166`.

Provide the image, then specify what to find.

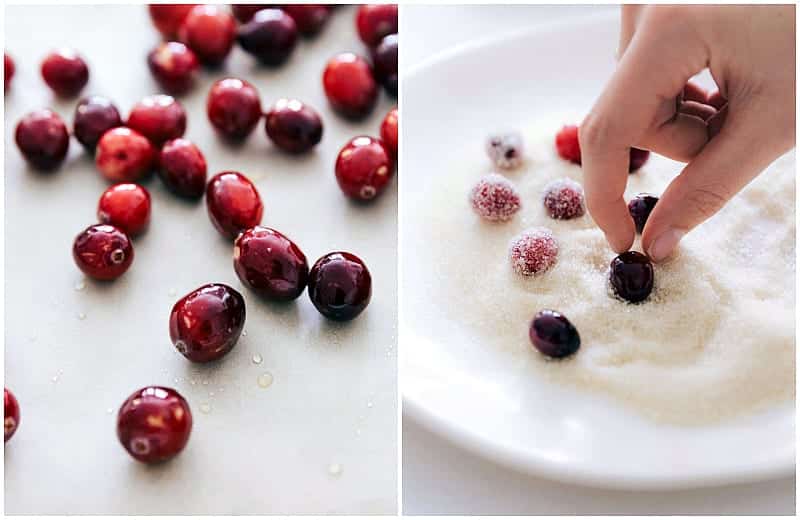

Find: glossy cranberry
555;125;581;164
148;4;196;38
282;4;331;36
469;174;521;221
178;5;237;65
98;184;151;236
117;386;192;463
158;138;207;199
206;171;264;239
323;53;378;119
543;178;585;220
335;136;393;201
356;4;398;47
148;41;200;95
237;9;298;66
73;96;123;152
169;283;246;362
308;252;372;321
233;226;309;301
207;78;263;141
529;310;581;359
629;147;650;173
264;98;323;153
628;193;659;233
40;49;89;97
372;33;397;96
14;109;70;170
609;251;654;303
231;4;270;23
509;227;559;276
72;224;134;281
380;107;398;158
4;53;14;90
127;95;187;147
95;127;156;182
4;388;20;443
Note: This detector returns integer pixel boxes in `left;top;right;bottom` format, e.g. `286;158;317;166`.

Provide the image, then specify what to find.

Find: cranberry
264;98;323;153
72;224;134;281
169;283;245;362
4;388;20;443
231;4;270;23
95;127;156;182
97;183;151;236
469;174;521;222
73;96;123;152
40;49;89;97
529;310;581;359
628;193;659;233
127;95;187;147
509;227;559;276
207;78;263;141
233;226;309;301
14;109;70;171
158;138;207;199
178;5;237;66
323;53;378;119
609;251;654;303
335;136;393;201
206;171;264;239
356;4;398;47
487;132;524;170
371;33;397;96
308;252;372;321
148;4;196;38
282;4;331;36
629;147;650;173
117;386;192;463
148;41;200;95
555;125;581;164
4;53;14;90
543;178;585;220
380;108;398;158
237;9;298;66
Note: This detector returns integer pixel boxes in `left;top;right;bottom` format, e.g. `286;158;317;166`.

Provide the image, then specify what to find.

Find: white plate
400;15;794;490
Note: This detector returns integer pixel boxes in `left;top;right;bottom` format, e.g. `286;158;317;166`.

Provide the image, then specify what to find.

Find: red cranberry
555;125;581;164
323;53;378;119
380;108;398;158
628;193;659;234
4;388;20;443
308;252;372;321
169;283;245;362
264;98;323;153
40;49;89;97
95;127;156;182
178;5;237;66
72;224;134;281
117;386;192;463
629;147;650;173
97;183;151;236
237;9;298;66
282;4;331;36
233;226;309;301
355;4;398;47
158;138;207;199
15;109;70;170
231;4;270;23
335;136;392;201
148;41;200;95
487;132;524;169
73;96;123;152
148;4;196;38
4;53;14;90
469;174;521;222
543;178;585;220
509;227;559;276
207;78;263;141
127;95;187;147
529;309;581;359
372;33;397;96
206;171;264;239
609;251;654;303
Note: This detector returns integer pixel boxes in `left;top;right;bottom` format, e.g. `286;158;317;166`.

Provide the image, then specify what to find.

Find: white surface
401;5;795;514
4;5;397;515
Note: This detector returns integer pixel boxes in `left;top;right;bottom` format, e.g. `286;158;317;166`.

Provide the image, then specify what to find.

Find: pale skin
580;5;796;261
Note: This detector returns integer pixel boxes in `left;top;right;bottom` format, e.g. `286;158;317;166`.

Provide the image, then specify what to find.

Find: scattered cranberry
609;251;654;303
380;107;398;158
95;127;156;182
264;98;323;153
372;33;397;96
629;147;650;173
486;131;524;170
469;174;521;222
169;283;246;362
117;386;192;463
207;78;263;141
233;226;309;301
543;178;585;220
127;95;187;147
237;9;298;66
148;4;196;38
356;4;398;47
628;193;659;233
308;252;372;321
509;227;559;276
529;310;580;359
231;4;270;23
335;136;393;201
72;224;134;280
148;41;200;95
40;49;89;97
555;125;581;164
4;388;20;443
97;184;151;236
4;53;14;90
206;171;264;239
73;96;123;152
323;53;378;119
14;109;70;171
283;4;331;36
158;138;207;199
178;5;237;66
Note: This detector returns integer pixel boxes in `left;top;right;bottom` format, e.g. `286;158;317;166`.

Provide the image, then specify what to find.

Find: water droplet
51;374;59;383
190;379;196;385
106;407;113;414
252;353;263;365
199;403;211;414
168;288;177;297
367;401;374;408
328;463;342;476
74;280;86;291
173;378;179;384
242;330;248;337
257;372;274;388
77;312;86;320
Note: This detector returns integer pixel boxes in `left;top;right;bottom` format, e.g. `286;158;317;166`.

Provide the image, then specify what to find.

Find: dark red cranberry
169;283;245;362
148;41;200;95
40;49;89;97
73;96;123;152
356;4;398;47
609;251;654;303
178;5;237;65
148;4;196;38
117;386;192;463
628;193;659;233
237;9;298;66
95;127;156;182
335;136;392;201
282;4;331;36
231;4;270;23
323;53;378;119
127;95;187;147
4;388;20;443
206;171;264;239
371;33;397;96
158;138;207;199
15;109;70;170
629;148;650;173
207;78;263;141
380;107;398;158
98;183;151;236
529;309;580;359
555;125;581;164
264;98;323;153
73;224;134;281
4;53;14;90
233;226;309;301
308;252;371;321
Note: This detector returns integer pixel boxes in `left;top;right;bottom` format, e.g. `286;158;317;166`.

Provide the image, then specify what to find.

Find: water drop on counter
257;372;273;388
168;288;177;297
77;312;86;320
328;463;342;476
367;401;374;408
74;280;86;291
107;407;113;414
252;353;263;365
199;403;211;414
242;330;248;337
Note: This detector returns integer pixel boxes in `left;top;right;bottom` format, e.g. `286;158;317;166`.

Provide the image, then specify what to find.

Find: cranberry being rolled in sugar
609;251;654;303
95;127;156;182
127;95;187;147
529;309;581;359
628;193;659;233
486;132;524;170
555;124;581;164
73;96;123;152
543;178;585;220
158;138;207;199
237;8;298;66
4;388;20;443
233;226;309;301
15;109;70;171
629;147;650;173
116;386;192;463
148;41;200;95
72;224;134;281
509;227;559;277
178;5;236;66
97;183;151;236
41;49;89;97
469;174;521;222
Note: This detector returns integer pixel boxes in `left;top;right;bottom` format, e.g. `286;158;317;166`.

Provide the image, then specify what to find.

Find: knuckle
578;114;607;152
685;185;729;220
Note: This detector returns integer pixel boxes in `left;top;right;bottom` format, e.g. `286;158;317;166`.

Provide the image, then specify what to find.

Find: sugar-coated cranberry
629;147;650;173
555;125;581;164
323;53;378;119
206;171;264;239
73;96;123;152
169;283;245;362
609;251;654;303
356;4;398;47
117;386;192;463
282;4;331;36
97;183;151;236
308;252;372;321
4;53;14;90
543;178;585;220
469;173;521;222
95;127;156;182
380;107;398;158
127;95;187;147
509;227;559;276
14;109;70;170
628;193;659;233
231;4;270;23
178;5;237;65
148;41;200;95
4;388;20;443
233;226;309;301
158;138;207;199
264;98;323;154
486;131;524;170
41;49;89;97
72;224;134;281
529;309;580;359
237;9;298;66
148;4;196;38
372;33;397;96
335;136;393;201
207;78;263;141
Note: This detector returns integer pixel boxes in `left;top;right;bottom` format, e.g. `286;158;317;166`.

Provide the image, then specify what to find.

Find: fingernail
647;229;685;262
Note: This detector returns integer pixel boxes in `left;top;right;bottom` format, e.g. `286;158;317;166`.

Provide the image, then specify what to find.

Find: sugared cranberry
206;171;264;239
41;49;89;97
380;107;398;158
629;147;650;173
15;109;70;170
97;183;151;236
308;252;372;321
335;136;393;201
72;224;134;281
543;178;585;220
609;251;654;303
169;283;245;362
158;138;207;199
237;9;298;66
4;388;20;443
73;96;123;152
283;4;331;36
4;53;14;90
116;386;192;463
469;174;521;222
355;4;398;47
509;227;559;276
529;310;581;359
264;98;323;154
178;5;237;65
127;95;187;147
233;226;309;301
323;53;378;119
207;78;263;141
628;193;659;233
555;125;581;164
372;33;397;96
148;4;196;38
486;131;524;170
148;41;200;95
95;127;156;182
231;4;270;23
